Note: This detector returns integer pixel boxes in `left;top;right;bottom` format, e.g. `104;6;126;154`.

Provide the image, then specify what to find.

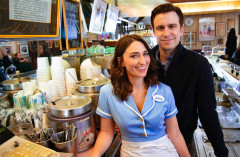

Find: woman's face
121;41;150;81
39;45;44;54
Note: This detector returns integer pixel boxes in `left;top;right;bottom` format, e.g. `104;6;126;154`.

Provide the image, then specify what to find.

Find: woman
90;35;190;157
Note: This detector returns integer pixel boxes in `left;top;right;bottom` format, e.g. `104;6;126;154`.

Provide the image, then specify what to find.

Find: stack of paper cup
65;68;78;95
38;80;58;100
22;80;37;95
80;58;102;80
37;57;51;83
51;56;66;97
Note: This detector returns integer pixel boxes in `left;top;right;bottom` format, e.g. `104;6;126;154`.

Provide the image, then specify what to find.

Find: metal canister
76;78;110;130
48;110;96;153
0;77;34;91
48;95;96;153
0;77;34;107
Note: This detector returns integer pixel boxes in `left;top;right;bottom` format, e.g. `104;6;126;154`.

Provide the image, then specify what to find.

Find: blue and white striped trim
165;108;177;117
97;107;112;117
123;101;148;137
142;85;158;117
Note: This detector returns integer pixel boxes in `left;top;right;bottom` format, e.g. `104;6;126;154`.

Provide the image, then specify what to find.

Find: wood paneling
168;0;215;3
175;0;240;15
183;12;240;50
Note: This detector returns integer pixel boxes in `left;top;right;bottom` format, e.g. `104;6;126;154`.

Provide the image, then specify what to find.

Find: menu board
0;0;60;38
62;0;83;50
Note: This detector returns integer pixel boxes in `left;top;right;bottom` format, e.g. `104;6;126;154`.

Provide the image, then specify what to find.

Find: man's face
153;11;184;54
17;53;22;59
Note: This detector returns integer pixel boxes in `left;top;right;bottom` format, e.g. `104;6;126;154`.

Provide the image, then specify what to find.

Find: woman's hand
90;117;115;157
114;124;122;140
165;116;191;157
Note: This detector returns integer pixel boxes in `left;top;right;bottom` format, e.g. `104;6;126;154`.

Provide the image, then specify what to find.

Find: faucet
5;55;16;80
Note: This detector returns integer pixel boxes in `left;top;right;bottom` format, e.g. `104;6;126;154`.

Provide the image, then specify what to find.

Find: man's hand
20;58;28;63
114;124;122;140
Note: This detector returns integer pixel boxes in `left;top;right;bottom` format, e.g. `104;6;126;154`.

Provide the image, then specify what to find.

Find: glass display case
211;47;226;56
201;46;212;55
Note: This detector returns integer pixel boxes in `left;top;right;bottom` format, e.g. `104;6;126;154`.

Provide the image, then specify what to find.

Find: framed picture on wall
89;0;107;34
104;4;119;33
2;46;12;54
19;44;29;56
182;32;196;45
227;19;235;30
199;17;215;41
0;0;61;38
216;22;226;36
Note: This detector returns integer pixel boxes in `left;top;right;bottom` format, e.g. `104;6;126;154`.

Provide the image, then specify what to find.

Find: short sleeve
96;84;113;119
165;86;178;119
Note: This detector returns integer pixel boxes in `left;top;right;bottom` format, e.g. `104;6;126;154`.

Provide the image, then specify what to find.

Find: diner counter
193;56;240;157
2;55;240;157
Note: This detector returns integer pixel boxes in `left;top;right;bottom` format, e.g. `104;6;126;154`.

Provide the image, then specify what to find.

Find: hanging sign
62;0;83;50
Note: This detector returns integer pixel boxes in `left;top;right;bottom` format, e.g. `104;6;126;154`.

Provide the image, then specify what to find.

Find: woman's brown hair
110;34;159;101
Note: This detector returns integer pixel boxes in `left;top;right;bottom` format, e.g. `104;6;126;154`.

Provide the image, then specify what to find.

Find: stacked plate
51;56;66;97
37;57;51;83
65;68;78;95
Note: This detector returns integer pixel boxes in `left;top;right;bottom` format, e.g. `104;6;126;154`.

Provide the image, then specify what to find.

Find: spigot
5;64;16;80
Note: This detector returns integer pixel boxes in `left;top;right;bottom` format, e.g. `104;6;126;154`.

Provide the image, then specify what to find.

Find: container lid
0;79;19;86
47;109;95;122
0;77;34;86
49;95;91;110
78;78;110;87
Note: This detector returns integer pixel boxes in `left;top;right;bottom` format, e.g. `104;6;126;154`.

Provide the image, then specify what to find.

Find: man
13;52;28;72
151;3;228;156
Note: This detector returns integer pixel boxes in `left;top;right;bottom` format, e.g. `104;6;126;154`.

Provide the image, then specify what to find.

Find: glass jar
76;48;85;56
96;45;105;56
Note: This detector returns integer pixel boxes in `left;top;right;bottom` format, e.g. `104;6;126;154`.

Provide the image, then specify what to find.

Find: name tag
153;95;165;102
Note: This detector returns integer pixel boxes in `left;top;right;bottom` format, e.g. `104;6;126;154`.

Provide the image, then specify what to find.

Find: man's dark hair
151;3;184;29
